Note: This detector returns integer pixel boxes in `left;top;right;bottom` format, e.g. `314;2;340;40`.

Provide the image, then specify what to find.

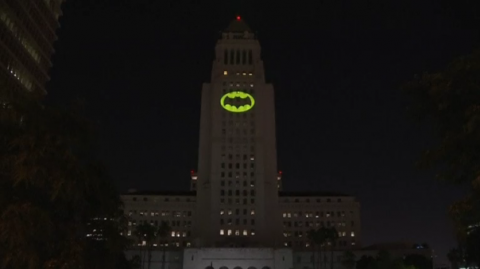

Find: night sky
46;0;480;264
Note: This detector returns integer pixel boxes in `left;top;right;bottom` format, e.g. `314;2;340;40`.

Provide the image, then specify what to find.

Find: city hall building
122;17;362;269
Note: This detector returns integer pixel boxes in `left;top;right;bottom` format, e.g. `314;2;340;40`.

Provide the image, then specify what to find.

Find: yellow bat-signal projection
220;91;255;113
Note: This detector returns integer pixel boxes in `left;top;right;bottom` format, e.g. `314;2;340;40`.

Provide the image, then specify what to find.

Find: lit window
235;230;240;235
220;229;224;235
249;73;252;76
351;231;355;237
220;210;224;215
171;231;175;237
250;84;254;87
251;229;255;235
243;230;248;236
250;210;255;215
227;229;232;236
228;210;232;215
224;71;228;75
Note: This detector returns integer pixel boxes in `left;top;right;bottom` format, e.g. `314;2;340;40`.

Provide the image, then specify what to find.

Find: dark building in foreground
0;0;65;95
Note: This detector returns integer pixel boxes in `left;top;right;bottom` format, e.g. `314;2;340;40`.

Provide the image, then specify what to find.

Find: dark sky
46;0;479;264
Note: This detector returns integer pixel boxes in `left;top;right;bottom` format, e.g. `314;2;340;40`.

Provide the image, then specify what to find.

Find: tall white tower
194;17;282;247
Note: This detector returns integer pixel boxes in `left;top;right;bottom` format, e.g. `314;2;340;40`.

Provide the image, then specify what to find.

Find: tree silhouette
340;251;355;269
403;49;480;238
0;84;127;268
156;221;171;269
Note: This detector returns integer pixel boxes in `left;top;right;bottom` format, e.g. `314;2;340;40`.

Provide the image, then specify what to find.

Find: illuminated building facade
122;17;362;268
0;0;65;95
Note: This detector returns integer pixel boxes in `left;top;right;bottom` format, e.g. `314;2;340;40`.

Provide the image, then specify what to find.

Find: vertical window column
224;49;228;65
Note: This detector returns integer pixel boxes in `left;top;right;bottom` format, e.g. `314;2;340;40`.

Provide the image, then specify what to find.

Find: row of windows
222;137;257;144
221;189;256;196
283;231;355;238
282;197;347;203
223;49;253;65
0;11;41;63
222;154;255;161
0;21;42;92
221;144;255;152
130;197;195;202
221;162;255;169
221;171;256;178
223;71;254;77
128;210;192;217
286;241;356;248
220;209;255;215
222;128;255;136
220;218;255;225
220;180;255;187
5;64;32;91
223;81;254;87
137;241;191;248
128;220;192;228
283;221;355;228
220;229;255;236
8;0;58;44
220;198;255;204
282;211;354;218
4;0;54;59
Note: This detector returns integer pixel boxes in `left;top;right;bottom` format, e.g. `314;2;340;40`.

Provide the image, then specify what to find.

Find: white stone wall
279;195;361;249
122;193;196;247
183;248;293;269
125;250;183;269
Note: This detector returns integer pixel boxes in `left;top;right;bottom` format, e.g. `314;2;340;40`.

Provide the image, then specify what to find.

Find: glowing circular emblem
220;91;255;113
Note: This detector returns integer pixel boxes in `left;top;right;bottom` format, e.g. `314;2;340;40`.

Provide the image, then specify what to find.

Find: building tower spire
193;17;282;247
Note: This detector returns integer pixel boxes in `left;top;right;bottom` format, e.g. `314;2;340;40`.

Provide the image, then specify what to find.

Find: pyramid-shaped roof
224;16;252;33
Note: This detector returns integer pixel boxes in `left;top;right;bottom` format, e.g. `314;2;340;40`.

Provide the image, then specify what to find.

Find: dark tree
356;255;375;269
404;254;433;269
0;84;127;268
403;49;480;247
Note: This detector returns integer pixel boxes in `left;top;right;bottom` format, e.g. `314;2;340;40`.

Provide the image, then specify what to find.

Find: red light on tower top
236;16;241;21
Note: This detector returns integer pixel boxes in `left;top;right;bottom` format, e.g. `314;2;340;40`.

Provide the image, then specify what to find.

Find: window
220;229;224;235
224;50;228;64
223;70;228;75
351;231;355;237
250;209;255;215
